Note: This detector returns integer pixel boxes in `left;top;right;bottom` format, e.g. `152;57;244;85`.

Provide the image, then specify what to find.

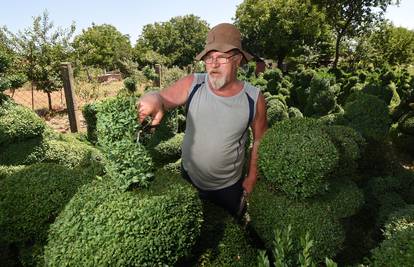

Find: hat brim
195;42;253;65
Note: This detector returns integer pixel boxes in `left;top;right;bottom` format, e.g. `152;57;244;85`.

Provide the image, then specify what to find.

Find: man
138;23;267;218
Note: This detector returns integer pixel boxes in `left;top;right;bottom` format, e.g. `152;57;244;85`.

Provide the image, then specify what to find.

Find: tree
9;10;75;110
1;27;27;94
355;22;414;66
312;0;398;68
235;0;328;69
73;24;132;72
134;15;209;68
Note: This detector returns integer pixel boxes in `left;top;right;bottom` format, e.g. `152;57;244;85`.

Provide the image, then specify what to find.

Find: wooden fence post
60;62;80;133
154;64;162;87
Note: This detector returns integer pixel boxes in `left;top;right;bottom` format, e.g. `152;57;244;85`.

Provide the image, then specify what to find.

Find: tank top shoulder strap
185;73;206;115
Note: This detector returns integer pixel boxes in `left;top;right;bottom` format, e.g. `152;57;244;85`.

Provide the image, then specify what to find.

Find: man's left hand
242;176;257;194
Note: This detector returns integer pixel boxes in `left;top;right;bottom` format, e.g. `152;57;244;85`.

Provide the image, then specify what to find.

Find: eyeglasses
203;53;239;64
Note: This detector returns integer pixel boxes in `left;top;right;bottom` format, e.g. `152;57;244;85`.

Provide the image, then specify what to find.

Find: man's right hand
137;92;164;126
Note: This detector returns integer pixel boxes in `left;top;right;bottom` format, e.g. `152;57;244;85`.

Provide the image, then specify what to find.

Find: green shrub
44;178;203;266
190;201;258;267
370;226;414;267
104;139;154;190
266;98;289;127
258;118;339;198
0;163;94;245
123;76;137;93
343;93;391;142
81;102;98;144
0;165;25;181
398;111;414;135
376;192;407;226
150;132;183;164
249;179;345;262
0;101;45;146
96;95;140;149
0;136;104;172
96;96;154;190
304;75;339;117
288;106;303;119
323;125;366;177
315;179;364;219
145;110;179;148
162;158;182;176
383;205;414;239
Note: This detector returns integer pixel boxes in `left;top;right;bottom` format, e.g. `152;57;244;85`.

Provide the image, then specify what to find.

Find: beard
207;72;227;90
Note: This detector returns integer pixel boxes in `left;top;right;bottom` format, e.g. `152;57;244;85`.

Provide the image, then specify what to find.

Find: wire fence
3;80;124;133
4;87;68;111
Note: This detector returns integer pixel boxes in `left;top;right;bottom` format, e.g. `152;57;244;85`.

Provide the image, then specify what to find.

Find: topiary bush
323;125;366;177
104;139;154;190
81;102;98;144
96;95;140;149
249;179;346;262
190;201;258;267
150;132;184;164
373;227;414;266
304;74;339;117
0;163;95;246
258;118;339;198
96;95;154;190
342;93;391;142
266;98;289;127
0;135;104;172
370;224;414;266
398;111;414;135
44;178;203;266
383;204;414;239
0;101;45;146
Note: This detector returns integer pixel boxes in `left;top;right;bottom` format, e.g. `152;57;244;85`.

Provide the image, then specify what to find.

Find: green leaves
44;180;203;266
96;95;154;190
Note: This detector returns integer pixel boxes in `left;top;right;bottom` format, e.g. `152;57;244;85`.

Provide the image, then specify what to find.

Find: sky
1;0;413;45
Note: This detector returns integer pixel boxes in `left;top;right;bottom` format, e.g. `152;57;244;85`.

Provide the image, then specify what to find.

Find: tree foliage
355;21;414;66
73;23;132;71
8;10;75;110
312;0;398;68
134;15;209;67
235;0;328;68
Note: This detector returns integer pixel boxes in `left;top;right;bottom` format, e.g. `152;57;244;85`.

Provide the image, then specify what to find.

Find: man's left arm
242;92;268;194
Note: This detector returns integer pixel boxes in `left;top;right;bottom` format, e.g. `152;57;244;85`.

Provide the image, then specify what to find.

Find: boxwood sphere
44;179;203;266
258;118;339;198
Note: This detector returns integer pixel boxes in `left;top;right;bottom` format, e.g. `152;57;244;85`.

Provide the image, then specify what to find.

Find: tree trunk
47;91;52;110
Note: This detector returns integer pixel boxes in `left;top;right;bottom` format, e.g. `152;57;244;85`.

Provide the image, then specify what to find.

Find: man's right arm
137;74;194;126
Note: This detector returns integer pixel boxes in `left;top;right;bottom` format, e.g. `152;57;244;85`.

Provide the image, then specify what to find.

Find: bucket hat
195;23;253;65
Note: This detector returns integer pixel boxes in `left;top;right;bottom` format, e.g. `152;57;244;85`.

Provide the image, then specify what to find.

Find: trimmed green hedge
266;98;288;127
383;204;414;239
44;178;203;266
96;96;153;190
104;139;154;190
249;179;345;262
370;224;414;266
150;132;183;164
0;163;95;245
258;118;339;198
96;95;140;149
81;102;98;144
0;136;104;171
0;101;45;146
191;201;258;267
323;125;366;177
343;93;390;142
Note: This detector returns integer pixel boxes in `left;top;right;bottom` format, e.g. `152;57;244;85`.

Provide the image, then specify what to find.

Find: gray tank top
182;73;260;190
